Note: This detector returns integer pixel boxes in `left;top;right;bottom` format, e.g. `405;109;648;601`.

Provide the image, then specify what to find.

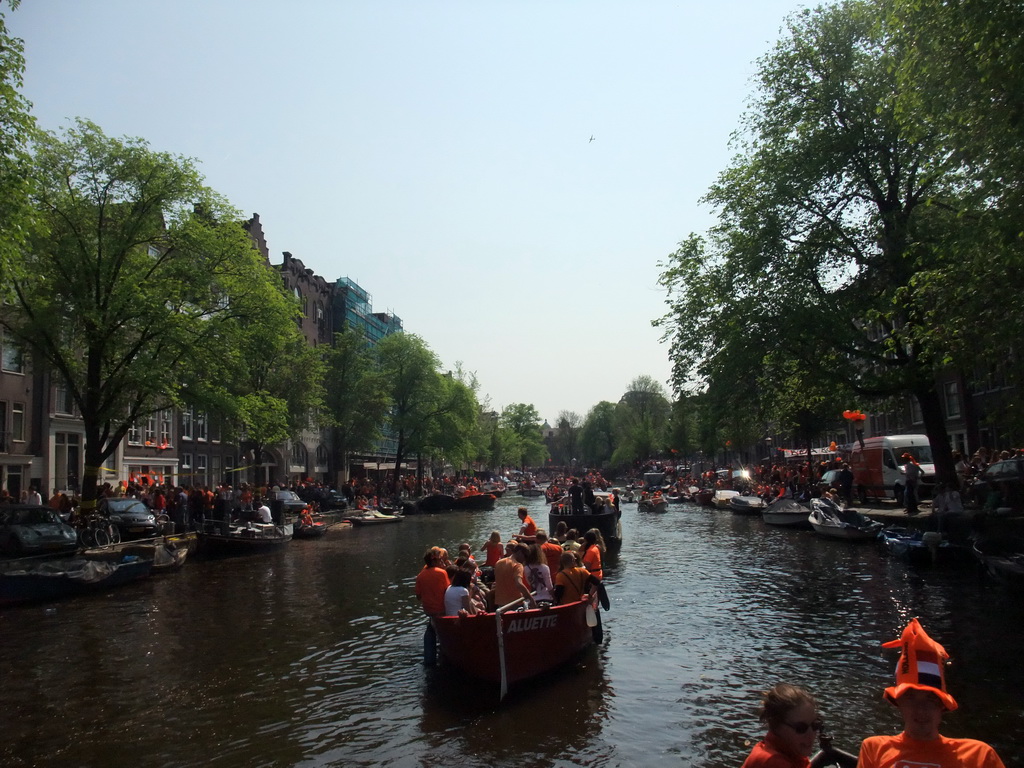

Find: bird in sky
589;135;595;142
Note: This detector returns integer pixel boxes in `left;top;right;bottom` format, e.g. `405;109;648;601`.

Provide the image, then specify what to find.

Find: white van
848;434;935;504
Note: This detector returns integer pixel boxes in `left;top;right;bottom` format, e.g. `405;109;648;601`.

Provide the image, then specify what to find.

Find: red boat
433;598;596;698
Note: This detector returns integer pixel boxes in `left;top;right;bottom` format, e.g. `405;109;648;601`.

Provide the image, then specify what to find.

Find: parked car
266;489;308;521
968;459;1024;512
819;469;843;489
321;489;349;511
99;498;163;539
0;505;79;556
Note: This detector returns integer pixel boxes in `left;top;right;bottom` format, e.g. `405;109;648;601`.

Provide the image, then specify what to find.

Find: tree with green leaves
550;410;582;467
0;0;37;287
657;0;979;483
1;119;299;504
579;401;617;469
375;333;477;493
611;375;671;466
887;0;1024;440
224;330;324;485
322;328;390;482
499;403;548;470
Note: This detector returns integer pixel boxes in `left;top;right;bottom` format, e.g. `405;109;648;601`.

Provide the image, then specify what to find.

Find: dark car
968;459;1024;511
266;489;308;521
0;504;79;556
320;489;348;511
99;498;163;539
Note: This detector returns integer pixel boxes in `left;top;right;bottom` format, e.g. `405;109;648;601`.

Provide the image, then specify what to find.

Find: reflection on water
1;495;1022;767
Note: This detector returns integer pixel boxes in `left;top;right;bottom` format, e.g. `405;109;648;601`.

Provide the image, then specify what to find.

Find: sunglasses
783;719;824;735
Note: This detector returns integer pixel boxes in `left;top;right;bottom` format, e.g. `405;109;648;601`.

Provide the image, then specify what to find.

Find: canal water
1;494;1021;767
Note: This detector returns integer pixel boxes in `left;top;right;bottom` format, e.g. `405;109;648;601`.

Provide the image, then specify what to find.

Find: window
910;396;923;425
197;454;208;485
11;402;24;442
55;381;75;415
196;411;208;442
316;444;329;465
944;381;961;420
182;407;194;440
128;422;142;445
291;441;306;465
145;414;157;444
160;410;172;444
181;452;192;469
1;331;23;373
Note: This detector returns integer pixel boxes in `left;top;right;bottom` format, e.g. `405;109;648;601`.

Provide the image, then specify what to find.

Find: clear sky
10;0;805;425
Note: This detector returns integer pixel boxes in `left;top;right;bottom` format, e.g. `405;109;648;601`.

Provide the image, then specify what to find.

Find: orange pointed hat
882;618;958;711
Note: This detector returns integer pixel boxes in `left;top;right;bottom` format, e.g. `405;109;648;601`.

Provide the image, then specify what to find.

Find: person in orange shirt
492;542;536;609
414;547;451;665
480;530;504;567
581;528;605;581
517;506;537;539
553;551;598;606
535;529;563;574
858;618;1006;768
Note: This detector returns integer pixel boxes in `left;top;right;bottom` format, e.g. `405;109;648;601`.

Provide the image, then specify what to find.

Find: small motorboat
433;597;598;699
879;527;953;566
293;517;329;538
197;519;293;555
0;554;154;607
762;498;812;528
549;492;622;550
348;510;403;526
728;495;767;515
637;494;669;513
712;489;740;509
807;498;882;540
972;536;1024;589
694;488;715;507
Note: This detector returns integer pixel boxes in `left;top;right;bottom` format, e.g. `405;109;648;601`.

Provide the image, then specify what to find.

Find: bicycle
77;515;121;548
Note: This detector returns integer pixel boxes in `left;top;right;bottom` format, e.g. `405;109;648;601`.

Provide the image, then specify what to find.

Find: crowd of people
414;505;607;665
741;619;1005;767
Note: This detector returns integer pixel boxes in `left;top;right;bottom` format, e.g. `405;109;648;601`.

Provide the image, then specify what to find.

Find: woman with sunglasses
741;683;855;768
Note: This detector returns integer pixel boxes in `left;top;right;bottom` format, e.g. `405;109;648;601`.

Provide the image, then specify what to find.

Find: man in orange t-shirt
493;542;536;609
858;618;1005;768
536;529;563;574
517;506;537;539
415;547;450;665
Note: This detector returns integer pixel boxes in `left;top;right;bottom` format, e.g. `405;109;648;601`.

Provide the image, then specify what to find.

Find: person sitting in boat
492;542;537;610
535;529;564;575
581;528;606;581
857;618;1006;768
480;530;504;567
524;543;554;605
443;568;480;617
254;498;272;524
553;551;599;606
415;547;451;665
299;506;314;528
552;521;570;543
741;683;855;768
517;506;537;540
562;528;582;555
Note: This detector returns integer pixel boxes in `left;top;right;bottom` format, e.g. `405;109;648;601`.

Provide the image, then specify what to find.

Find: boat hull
548;508;622;549
197;521;292;555
637;499;669;513
434;600;595;687
0;556;153;607
762;499;813;528
416;493;497;512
